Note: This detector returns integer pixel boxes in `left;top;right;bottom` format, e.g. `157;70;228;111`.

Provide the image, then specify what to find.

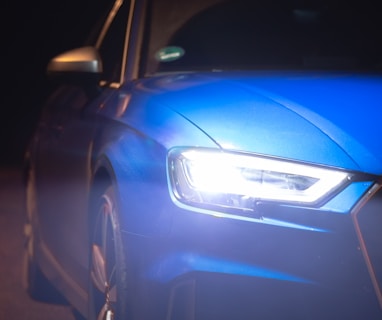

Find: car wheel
89;185;129;320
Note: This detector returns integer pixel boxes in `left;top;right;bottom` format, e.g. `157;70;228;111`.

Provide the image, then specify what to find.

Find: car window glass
98;0;131;84
146;0;382;74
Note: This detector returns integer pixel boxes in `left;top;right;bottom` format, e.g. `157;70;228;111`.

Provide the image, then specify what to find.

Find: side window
98;0;131;84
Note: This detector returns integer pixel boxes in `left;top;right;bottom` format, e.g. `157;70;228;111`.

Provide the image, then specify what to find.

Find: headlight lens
168;148;350;211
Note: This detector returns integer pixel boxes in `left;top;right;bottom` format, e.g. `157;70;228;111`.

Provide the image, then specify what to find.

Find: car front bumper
121;181;382;320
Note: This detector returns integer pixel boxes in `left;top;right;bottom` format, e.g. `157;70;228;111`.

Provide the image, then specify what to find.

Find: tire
23;221;46;300
23;237;65;303
23;167;67;304
88;185;130;320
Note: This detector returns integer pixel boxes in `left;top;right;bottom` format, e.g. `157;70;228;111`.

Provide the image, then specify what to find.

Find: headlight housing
168;148;350;212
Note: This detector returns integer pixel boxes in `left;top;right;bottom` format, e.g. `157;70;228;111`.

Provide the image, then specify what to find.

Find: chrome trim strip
352;183;382;309
120;0;136;84
96;0;136;88
96;0;124;49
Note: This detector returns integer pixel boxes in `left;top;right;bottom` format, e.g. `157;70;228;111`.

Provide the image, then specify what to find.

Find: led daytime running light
169;149;349;208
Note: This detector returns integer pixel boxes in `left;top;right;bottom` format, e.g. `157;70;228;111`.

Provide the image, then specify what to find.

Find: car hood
133;71;382;175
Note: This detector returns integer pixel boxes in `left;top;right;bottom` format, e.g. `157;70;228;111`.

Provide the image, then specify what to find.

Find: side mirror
47;46;103;76
47;47;103;93
47;47;102;74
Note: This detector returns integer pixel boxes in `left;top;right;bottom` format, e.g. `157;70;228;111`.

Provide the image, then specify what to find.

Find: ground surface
0;167;74;320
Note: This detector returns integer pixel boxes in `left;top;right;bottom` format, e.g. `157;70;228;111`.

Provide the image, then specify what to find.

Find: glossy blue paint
321;181;373;213
124;71;382;174
146;252;315;284
241;72;382;175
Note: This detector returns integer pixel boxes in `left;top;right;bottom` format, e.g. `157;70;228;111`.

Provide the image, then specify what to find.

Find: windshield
144;0;382;75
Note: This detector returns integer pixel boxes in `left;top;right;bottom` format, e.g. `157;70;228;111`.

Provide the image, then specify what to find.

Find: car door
34;0;134;292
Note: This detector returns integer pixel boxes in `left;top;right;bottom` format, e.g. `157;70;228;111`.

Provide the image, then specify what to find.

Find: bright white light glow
169;149;349;207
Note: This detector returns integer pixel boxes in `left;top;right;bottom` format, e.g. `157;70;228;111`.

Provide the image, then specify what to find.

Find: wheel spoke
108;284;117;303
91;244;107;293
90;188;120;320
101;203;110;261
97;304;107;320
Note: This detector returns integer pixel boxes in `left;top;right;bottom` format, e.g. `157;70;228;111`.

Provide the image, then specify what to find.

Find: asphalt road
0;167;74;320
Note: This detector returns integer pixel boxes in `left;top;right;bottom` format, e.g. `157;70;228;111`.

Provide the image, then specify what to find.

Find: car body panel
29;70;382;319
28;73;382;319
117;193;382;319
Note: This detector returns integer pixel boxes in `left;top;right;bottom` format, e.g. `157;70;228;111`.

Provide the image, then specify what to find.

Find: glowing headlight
168;148;350;211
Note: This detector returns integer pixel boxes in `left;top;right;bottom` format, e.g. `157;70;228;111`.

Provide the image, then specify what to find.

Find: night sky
2;1;103;166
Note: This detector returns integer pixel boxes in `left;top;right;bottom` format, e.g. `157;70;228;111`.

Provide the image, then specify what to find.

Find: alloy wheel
90;190;118;320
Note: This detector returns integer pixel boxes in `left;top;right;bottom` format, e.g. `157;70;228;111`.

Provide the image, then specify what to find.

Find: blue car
24;0;382;319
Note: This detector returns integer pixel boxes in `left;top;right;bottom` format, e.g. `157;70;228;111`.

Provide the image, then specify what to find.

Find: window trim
96;0;136;88
95;0;123;48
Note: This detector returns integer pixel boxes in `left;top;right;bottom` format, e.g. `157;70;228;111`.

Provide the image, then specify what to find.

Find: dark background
1;1;104;166
0;4;108;318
